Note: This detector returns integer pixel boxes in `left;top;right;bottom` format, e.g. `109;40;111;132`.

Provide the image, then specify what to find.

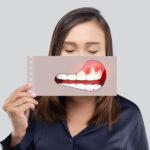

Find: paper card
27;56;117;96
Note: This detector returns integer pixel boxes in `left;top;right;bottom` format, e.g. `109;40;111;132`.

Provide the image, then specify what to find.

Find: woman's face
60;20;106;56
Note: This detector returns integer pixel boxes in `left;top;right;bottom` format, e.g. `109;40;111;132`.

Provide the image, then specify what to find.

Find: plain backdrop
0;0;150;149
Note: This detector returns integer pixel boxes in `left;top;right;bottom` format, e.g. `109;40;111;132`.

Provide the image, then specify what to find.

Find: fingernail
32;92;36;97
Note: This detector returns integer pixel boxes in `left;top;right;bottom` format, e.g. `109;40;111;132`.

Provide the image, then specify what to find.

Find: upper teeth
56;73;68;80
77;70;86;80
56;67;102;81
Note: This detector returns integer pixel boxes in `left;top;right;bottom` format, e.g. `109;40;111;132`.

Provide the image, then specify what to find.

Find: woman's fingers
2;84;39;135
17;102;36;112
7;102;36;115
15;84;32;93
10;91;36;103
2;84;37;112
10;97;38;108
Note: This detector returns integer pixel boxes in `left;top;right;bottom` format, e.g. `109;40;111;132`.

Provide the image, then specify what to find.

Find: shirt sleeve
126;109;150;150
0;109;35;150
0;125;34;150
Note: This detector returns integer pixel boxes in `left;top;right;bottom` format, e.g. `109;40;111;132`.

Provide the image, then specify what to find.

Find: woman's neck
65;96;96;125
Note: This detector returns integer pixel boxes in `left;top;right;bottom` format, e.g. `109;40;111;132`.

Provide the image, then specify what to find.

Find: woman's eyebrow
86;42;101;45
85;42;101;49
63;42;77;47
64;41;101;46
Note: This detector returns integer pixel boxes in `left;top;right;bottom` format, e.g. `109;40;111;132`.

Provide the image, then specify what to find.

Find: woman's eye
88;51;98;54
65;50;75;53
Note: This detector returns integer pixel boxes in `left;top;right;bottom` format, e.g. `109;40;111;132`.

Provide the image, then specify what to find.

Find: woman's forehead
64;21;105;43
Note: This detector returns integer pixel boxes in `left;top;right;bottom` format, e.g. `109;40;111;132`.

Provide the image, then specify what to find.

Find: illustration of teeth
85;84;94;91
60;83;69;86
95;70;102;80
93;84;102;90
57;74;68;80
59;83;102;91
76;70;86;80
75;84;85;90
56;74;62;79
68;74;77;80
67;83;76;88
86;67;96;81
56;68;102;81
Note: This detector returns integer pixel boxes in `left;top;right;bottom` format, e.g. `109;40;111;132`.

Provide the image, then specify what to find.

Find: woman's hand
2;84;38;137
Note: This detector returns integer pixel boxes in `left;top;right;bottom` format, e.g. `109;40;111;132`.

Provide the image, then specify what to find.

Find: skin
60;20;106;137
2;84;38;146
2;20;106;146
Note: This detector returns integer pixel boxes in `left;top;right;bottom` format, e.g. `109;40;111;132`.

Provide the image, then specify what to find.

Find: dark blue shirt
0;94;149;150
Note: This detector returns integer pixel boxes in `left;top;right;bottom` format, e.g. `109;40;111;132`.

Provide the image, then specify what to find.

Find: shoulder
115;95;149;149
116;94;140;111
115;94;142;125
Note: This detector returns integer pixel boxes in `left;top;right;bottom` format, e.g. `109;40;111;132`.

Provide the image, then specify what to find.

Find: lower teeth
59;83;102;91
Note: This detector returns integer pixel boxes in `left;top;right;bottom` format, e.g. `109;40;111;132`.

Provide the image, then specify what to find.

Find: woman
0;7;149;150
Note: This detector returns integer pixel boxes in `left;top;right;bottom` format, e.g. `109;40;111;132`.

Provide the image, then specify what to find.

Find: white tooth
75;84;85;90
95;70;102;80
86;67;95;81
56;74;62;79
60;83;69;86
93;84;102;90
85;84;93;91
68;74;77;80
67;83;76;88
60;74;68;80
76;70;86;80
59;83;102;91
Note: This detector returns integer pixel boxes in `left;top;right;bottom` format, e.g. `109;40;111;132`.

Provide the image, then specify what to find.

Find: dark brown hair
33;7;120;131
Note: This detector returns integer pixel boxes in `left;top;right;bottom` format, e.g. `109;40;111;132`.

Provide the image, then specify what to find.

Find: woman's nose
75;50;86;56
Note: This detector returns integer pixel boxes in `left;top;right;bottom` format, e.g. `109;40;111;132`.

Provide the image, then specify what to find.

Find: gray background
0;0;149;148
